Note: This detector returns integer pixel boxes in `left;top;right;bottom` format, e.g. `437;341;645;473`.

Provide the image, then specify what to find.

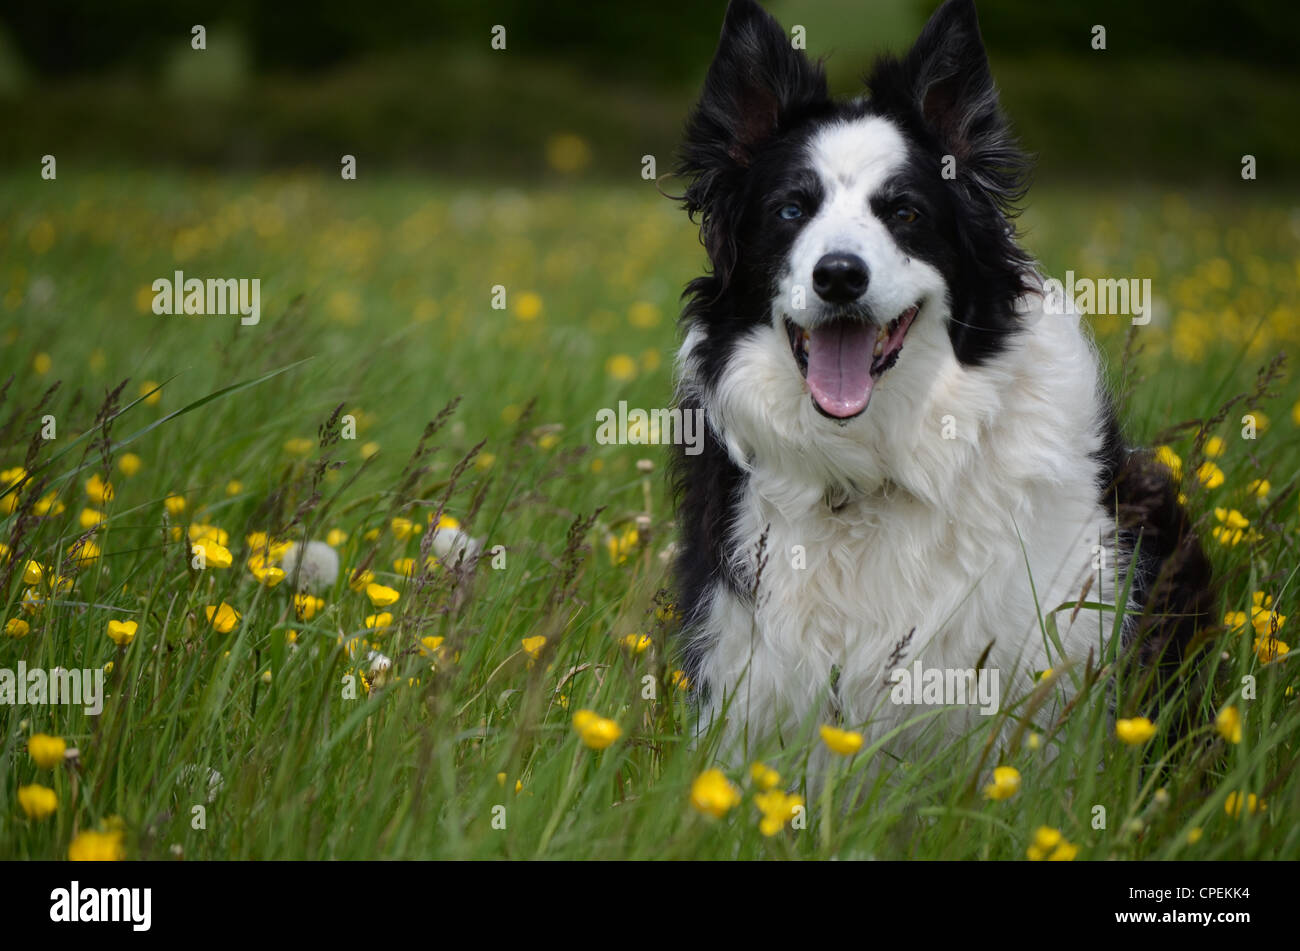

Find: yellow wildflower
750;762;780;791
27;733;67;769
983;765;1022;801
68;828;125;861
85;473;114;505
18;783;58;820
293;594;324;621
819;724;864;756
205;603;241;633
1154;446;1182;481
1196;462;1225;489
1215;706;1242;744
572;709;621;750
621;633;652;654
365;583;400;608
106;619;137;646
1224;792;1266;817
690;769;742;818
754;789;804;836
1026;826;1077;861
1116;717;1157;745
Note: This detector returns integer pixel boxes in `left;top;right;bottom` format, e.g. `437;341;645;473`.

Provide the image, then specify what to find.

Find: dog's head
678;0;1032;447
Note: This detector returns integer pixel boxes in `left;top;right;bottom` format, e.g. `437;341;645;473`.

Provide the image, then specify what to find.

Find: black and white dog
671;0;1211;758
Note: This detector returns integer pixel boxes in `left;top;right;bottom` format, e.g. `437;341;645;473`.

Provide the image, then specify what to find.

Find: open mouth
785;303;920;420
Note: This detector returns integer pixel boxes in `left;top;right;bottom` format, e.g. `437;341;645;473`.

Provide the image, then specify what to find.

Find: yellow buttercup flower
690;769;742;818
251;564;285;587
1196;461;1225;489
1247;478;1270;499
326;529;349;547
28;733;67;769
521;635;547;660
1187;827;1203;844
348;569;375;591
195;542;233;569
164;493;186;515
79;508;106;529
621;633;652;654
607;526;639;565
1215;706;1242;744
117;453;142;477
750;762;780;791
605;353;637;382
393;557;416;577
513;291;543;321
754;789;804;836
284;437;314;456
572;709;621;750
205;603;241;633
106;619;137;646
1253;635;1289;664
819;724;864;756
68;828;125;861
5;617;30;638
1116;717;1157;745
669;669;691;690
18;783;58;820
85;473;114;505
189;523;229;546
1224;792;1266;818
1204;435;1226;458
365;583;400;608
1026;826;1077;861
390;517;421;540
293;594;324;621
139;381;162;406
983;765;1022;801
1154;446;1182;481
365;612;393;630
69;539;100;566
431;513;461;532
420;635;445;656
1224;610;1247;631
225;480;242;496
22;560;43;585
32;494;65;517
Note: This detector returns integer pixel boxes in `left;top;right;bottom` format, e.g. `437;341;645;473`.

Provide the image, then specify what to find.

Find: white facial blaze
777;116;945;329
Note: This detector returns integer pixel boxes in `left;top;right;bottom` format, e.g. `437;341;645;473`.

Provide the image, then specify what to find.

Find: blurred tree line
1;0;722;80
4;0;1294;80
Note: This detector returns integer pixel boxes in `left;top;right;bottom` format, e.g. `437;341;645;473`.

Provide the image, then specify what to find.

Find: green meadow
1;171;1298;859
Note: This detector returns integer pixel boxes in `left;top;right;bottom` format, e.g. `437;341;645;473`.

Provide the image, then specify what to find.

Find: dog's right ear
680;0;828;175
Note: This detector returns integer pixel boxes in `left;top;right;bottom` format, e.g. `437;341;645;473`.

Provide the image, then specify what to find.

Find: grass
0;170;1298;859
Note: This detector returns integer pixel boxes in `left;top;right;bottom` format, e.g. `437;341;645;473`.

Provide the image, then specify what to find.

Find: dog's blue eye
778;203;803;221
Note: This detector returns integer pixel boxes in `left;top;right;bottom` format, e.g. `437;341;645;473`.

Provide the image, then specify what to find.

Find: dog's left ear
871;0;1027;209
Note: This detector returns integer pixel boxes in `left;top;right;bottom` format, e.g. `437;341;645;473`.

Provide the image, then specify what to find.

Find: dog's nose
812;253;870;303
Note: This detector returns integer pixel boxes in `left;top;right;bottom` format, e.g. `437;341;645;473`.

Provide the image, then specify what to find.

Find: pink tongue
806;320;878;418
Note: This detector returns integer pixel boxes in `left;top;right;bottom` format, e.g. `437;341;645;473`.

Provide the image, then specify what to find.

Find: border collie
671;0;1211;761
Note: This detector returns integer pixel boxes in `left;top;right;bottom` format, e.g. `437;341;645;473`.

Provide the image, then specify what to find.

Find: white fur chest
683;294;1126;756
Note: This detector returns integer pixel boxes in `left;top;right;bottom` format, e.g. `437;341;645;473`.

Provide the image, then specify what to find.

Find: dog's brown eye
893;206;919;223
